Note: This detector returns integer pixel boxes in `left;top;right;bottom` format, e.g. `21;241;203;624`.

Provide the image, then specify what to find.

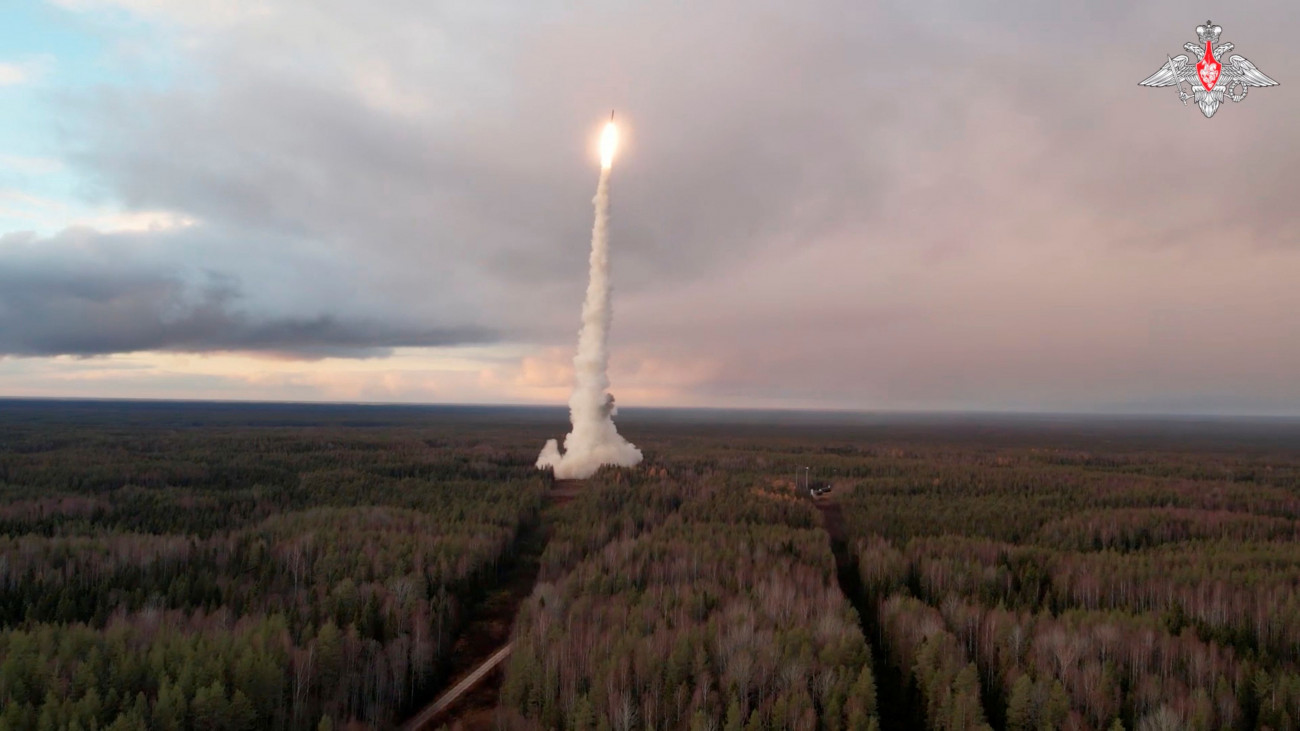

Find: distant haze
0;0;1297;414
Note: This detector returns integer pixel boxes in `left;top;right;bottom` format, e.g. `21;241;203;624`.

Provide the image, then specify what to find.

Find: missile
610;109;615;122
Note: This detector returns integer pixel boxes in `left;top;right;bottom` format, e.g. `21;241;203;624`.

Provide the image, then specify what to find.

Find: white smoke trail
536;165;643;479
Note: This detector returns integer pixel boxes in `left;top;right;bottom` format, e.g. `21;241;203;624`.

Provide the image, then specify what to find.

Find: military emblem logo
1140;21;1277;118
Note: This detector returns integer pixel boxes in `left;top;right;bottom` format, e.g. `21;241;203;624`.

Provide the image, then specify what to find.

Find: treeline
0;413;548;729
500;472;881;730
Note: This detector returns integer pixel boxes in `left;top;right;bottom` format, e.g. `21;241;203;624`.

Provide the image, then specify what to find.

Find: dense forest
499;474;880;730
0;402;549;730
496;418;1300;731
2;401;1299;730
836;443;1300;731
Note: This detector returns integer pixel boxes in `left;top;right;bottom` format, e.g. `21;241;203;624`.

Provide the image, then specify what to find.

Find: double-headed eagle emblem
1140;21;1277;118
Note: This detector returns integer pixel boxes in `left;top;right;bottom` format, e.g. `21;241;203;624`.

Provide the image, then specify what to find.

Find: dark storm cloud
0;229;495;356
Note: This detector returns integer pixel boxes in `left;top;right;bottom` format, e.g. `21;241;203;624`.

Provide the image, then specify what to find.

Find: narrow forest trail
817;498;928;731
410;485;932;729
403;524;541;730
403;481;576;730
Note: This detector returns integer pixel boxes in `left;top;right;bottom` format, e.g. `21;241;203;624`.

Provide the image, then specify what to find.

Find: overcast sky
1;0;1298;414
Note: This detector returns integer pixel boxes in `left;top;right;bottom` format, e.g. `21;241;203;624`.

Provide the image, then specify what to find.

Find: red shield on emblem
1138;21;1279;118
1197;42;1221;90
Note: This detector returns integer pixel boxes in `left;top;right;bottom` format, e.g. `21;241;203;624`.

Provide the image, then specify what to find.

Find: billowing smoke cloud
537;160;643;479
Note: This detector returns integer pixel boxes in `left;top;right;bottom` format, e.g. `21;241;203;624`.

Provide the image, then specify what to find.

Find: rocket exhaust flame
536;115;642;479
599;121;618;170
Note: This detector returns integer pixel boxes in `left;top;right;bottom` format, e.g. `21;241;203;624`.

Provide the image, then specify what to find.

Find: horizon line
2;395;1298;422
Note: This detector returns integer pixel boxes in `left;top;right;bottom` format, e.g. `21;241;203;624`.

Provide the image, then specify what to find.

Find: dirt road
402;644;513;730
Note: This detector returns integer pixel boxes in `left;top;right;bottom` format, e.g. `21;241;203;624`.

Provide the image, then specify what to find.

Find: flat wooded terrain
1;400;1298;730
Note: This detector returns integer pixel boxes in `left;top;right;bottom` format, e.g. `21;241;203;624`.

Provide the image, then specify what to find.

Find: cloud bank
1;0;1297;412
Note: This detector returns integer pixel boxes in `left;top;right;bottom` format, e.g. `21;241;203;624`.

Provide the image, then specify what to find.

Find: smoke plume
537;164;643;479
